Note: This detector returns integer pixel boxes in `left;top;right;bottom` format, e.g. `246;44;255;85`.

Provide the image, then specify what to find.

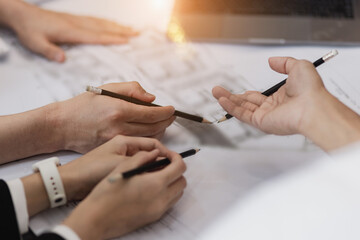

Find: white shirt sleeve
6;179;29;234
199;142;360;240
51;225;81;240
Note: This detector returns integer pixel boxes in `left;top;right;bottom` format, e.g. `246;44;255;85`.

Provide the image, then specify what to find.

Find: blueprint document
0;29;325;238
0;27;353;239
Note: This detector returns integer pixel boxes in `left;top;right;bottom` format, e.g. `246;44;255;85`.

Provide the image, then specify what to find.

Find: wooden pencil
86;86;212;124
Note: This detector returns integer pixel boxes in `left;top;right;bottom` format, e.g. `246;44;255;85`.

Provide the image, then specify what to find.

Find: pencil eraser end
331;49;338;56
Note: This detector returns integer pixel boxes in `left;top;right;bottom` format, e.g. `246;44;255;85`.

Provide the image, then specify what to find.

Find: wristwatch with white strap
32;157;67;208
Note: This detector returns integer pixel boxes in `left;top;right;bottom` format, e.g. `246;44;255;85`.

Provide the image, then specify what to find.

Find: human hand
213;57;328;135
213;57;360;151
50;82;175;154
63;148;186;240
59;135;174;202
22;135;175;216
7;1;137;62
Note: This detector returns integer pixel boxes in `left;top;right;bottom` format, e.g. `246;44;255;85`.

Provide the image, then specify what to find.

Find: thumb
102;82;156;103
268;57;297;75
23;36;66;62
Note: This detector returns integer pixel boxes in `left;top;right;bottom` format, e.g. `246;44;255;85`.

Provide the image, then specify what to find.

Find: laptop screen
174;0;354;19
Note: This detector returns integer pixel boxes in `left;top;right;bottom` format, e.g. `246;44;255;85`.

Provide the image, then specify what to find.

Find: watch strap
32;157;67;208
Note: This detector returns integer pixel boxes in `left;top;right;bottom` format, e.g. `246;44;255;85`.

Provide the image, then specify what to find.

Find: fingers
69;15;138;37
228;94;259;112
213;87;267;110
59;28;129;45
123;117;175;137
22;36;65;62
218;97;254;125
151;151;187;186
88;17;138;37
212;86;232;100
101;82;156;103
111;135;171;156
121;150;160;172
268;57;298;74
165;177;186;207
124;105;175;123
232;91;267;107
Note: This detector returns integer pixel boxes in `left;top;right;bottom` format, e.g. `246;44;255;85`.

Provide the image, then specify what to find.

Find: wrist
58;164;82;202
300;89;360;151
43;102;67;152
0;104;64;163
21;173;49;216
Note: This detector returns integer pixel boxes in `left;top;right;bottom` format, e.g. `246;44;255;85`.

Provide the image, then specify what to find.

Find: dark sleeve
36;233;65;240
0;179;21;240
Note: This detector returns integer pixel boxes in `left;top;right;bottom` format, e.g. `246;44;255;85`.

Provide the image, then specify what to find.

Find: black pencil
86;86;211;124
218;50;338;123
108;149;200;182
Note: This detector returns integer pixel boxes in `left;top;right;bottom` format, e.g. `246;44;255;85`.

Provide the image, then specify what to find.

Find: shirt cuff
51;225;81;240
6;179;29;234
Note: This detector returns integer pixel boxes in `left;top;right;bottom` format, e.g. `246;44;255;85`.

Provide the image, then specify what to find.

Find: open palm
213;57;327;135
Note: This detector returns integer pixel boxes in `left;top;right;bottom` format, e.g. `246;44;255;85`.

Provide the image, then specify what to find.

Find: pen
218;50;339;123
86;86;212;124
108;148;200;182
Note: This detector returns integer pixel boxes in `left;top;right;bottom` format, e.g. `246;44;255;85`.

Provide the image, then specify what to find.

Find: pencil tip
195;148;201;153
202;118;213;124
217;116;227;123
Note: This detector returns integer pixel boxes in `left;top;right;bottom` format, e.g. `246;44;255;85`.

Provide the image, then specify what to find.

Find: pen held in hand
218;49;339;123
108;148;200;183
86;86;212;124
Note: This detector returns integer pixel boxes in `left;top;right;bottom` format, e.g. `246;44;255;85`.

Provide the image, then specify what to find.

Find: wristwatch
32;157;67;208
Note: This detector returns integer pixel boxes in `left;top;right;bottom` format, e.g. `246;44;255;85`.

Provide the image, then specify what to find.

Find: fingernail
54;52;64;62
145;92;155;98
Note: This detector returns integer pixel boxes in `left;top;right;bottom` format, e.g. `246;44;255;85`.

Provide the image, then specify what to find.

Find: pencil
218;50;338;123
108;148;200;182
86;86;211;124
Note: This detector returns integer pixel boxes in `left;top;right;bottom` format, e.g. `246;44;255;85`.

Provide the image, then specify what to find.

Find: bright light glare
153;0;167;10
168;17;186;43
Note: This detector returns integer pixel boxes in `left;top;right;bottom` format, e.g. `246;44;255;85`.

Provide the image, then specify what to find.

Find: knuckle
180;176;187;189
130;81;142;90
179;160;187;173
112;108;125;120
113;135;124;144
152;138;161;146
145;111;157;122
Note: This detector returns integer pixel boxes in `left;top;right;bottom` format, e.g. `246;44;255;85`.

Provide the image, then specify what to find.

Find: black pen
108;149;200;182
218;50;338;123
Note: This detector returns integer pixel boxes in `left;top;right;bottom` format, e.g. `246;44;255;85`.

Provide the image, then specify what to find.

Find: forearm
0;0;29;28
0;103;64;164
21;173;49;216
300;89;360;151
